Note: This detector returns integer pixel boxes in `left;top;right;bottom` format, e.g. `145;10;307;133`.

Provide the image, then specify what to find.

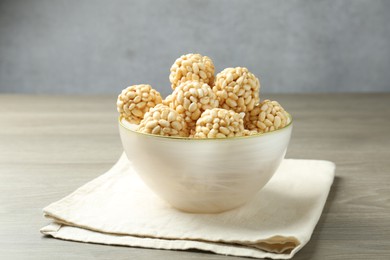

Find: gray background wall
0;0;389;96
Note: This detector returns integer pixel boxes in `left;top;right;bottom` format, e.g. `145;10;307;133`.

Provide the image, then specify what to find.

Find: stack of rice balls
117;53;290;138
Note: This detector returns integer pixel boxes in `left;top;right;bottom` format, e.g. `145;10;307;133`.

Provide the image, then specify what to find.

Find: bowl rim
119;113;292;141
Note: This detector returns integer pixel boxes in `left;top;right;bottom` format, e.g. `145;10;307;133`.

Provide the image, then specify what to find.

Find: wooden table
1;94;389;259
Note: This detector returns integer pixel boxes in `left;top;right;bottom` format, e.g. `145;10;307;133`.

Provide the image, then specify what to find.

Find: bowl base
168;201;248;214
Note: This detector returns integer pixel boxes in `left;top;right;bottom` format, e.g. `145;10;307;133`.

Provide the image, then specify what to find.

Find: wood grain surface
0;94;389;259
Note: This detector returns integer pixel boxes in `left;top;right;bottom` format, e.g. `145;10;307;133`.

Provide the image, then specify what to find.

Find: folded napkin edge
40;222;62;234
285;158;336;170
40;223;299;259
42;213;300;255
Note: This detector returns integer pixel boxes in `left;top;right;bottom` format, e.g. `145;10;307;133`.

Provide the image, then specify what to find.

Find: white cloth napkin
41;153;335;259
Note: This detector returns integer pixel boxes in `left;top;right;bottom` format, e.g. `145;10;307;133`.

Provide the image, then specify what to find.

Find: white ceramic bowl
119;116;292;213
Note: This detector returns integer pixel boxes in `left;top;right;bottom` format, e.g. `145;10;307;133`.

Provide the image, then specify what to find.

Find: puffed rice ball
169;53;215;90
117;84;162;124
194;108;245;138
137;104;189;137
245;99;289;133
167;81;219;127
213;67;260;113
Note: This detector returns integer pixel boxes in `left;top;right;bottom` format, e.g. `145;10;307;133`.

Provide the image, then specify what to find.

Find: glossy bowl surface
119;116;292;213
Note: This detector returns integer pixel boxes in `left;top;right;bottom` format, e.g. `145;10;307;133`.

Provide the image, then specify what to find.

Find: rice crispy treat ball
245;99;289;133
213;67;260;113
167;81;219;128
137;104;189;137
169;53;215;90
117;84;162;124
194;108;245;138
